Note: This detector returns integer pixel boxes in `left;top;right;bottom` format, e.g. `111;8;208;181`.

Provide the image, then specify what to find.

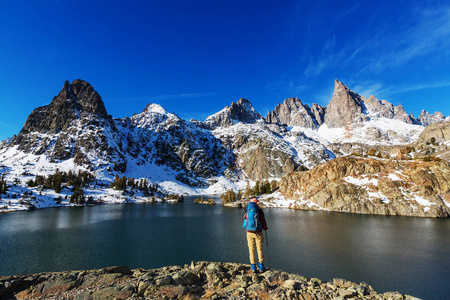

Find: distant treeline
26;170;95;204
221;180;278;204
109;175;159;197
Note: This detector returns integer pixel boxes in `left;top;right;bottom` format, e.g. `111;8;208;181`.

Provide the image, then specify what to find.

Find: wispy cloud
304;6;450;76
366;6;450;72
304;36;337;77
351;79;450;100
392;80;450;94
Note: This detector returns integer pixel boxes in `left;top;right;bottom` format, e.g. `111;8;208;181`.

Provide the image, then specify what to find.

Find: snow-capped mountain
9;79;127;172
0;79;448;200
204;98;263;130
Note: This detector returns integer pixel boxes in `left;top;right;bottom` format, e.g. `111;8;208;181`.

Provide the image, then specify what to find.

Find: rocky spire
324;80;368;128
265;97;318;129
393;103;417;124
19;80;109;135
311;103;326;126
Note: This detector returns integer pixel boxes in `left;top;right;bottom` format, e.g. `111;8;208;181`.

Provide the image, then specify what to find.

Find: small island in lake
194;197;216;205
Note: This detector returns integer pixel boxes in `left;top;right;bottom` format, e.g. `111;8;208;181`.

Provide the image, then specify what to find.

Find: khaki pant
246;231;264;264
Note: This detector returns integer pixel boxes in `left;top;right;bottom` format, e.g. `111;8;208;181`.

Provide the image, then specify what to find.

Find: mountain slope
1;79;449;216
9;79;127;172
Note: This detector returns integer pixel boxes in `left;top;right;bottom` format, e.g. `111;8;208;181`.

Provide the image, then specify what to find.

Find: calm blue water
0;197;449;299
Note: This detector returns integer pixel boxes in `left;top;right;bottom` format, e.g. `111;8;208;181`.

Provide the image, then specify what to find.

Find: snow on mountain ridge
1;79;448;211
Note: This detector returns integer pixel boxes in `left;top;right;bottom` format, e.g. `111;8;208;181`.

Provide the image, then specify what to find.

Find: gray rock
91;286;132;300
311;103;326;126
74;290;91;300
155;275;172;286
0;257;417;298
394;103;417;124
324;80;368;128
266;97;318;129
42;273;81;296
204;98;263;129
419;110;446;126
171;271;200;286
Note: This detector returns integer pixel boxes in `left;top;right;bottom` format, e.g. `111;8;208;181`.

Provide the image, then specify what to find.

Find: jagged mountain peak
324;79;368;128
229;98;262;122
131;103;181;130
18;79;109;135
204;98;263;130
56;79;108;119
418;110;446;126
266;97;319;129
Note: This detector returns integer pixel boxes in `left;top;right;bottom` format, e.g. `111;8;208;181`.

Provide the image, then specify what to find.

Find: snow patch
343;176;378;186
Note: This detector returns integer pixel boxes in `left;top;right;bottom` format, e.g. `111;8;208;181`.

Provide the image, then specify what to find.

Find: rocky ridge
266;97;322;129
0;262;419;299
275;156;450;217
1;79;449;214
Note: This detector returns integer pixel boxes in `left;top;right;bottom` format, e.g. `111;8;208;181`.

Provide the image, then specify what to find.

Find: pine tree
0;176;7;194
253;181;260;196
70;185;85;204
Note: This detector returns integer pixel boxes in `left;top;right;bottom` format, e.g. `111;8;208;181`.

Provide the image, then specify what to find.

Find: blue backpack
243;202;262;232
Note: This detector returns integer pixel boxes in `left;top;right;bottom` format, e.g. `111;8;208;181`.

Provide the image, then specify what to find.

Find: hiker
243;197;268;273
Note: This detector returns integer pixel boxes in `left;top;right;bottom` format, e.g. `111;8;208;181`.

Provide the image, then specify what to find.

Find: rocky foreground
0;262;420;299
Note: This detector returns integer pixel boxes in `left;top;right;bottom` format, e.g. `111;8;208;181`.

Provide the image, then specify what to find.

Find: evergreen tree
243;181;252;198
70;185;85;204
253;181;260;196
0;176;7;194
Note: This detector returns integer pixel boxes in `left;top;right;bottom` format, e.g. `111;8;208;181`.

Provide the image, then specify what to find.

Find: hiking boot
258;263;266;272
251;264;258;273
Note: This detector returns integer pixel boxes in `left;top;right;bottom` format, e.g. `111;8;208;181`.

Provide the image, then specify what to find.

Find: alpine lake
0;196;449;299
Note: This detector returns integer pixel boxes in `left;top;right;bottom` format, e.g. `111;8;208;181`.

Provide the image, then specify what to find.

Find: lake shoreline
0;261;420;299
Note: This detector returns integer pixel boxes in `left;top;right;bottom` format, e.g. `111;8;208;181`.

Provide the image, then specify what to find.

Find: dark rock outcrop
19;79;109;135
0;262;416;299
10;80;126;170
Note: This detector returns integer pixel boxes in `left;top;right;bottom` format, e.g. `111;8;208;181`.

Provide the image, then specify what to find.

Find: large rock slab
0;262;417;299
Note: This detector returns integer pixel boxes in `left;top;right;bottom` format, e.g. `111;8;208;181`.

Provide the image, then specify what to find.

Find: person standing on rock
243;197;268;273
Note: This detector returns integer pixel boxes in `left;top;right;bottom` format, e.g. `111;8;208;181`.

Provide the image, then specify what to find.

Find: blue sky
1;0;450;140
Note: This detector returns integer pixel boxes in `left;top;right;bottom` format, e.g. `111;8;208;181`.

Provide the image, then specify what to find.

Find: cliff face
0;262;412;299
18;79;110;135
277;156;450;217
324;80;369;128
266;97;320;129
